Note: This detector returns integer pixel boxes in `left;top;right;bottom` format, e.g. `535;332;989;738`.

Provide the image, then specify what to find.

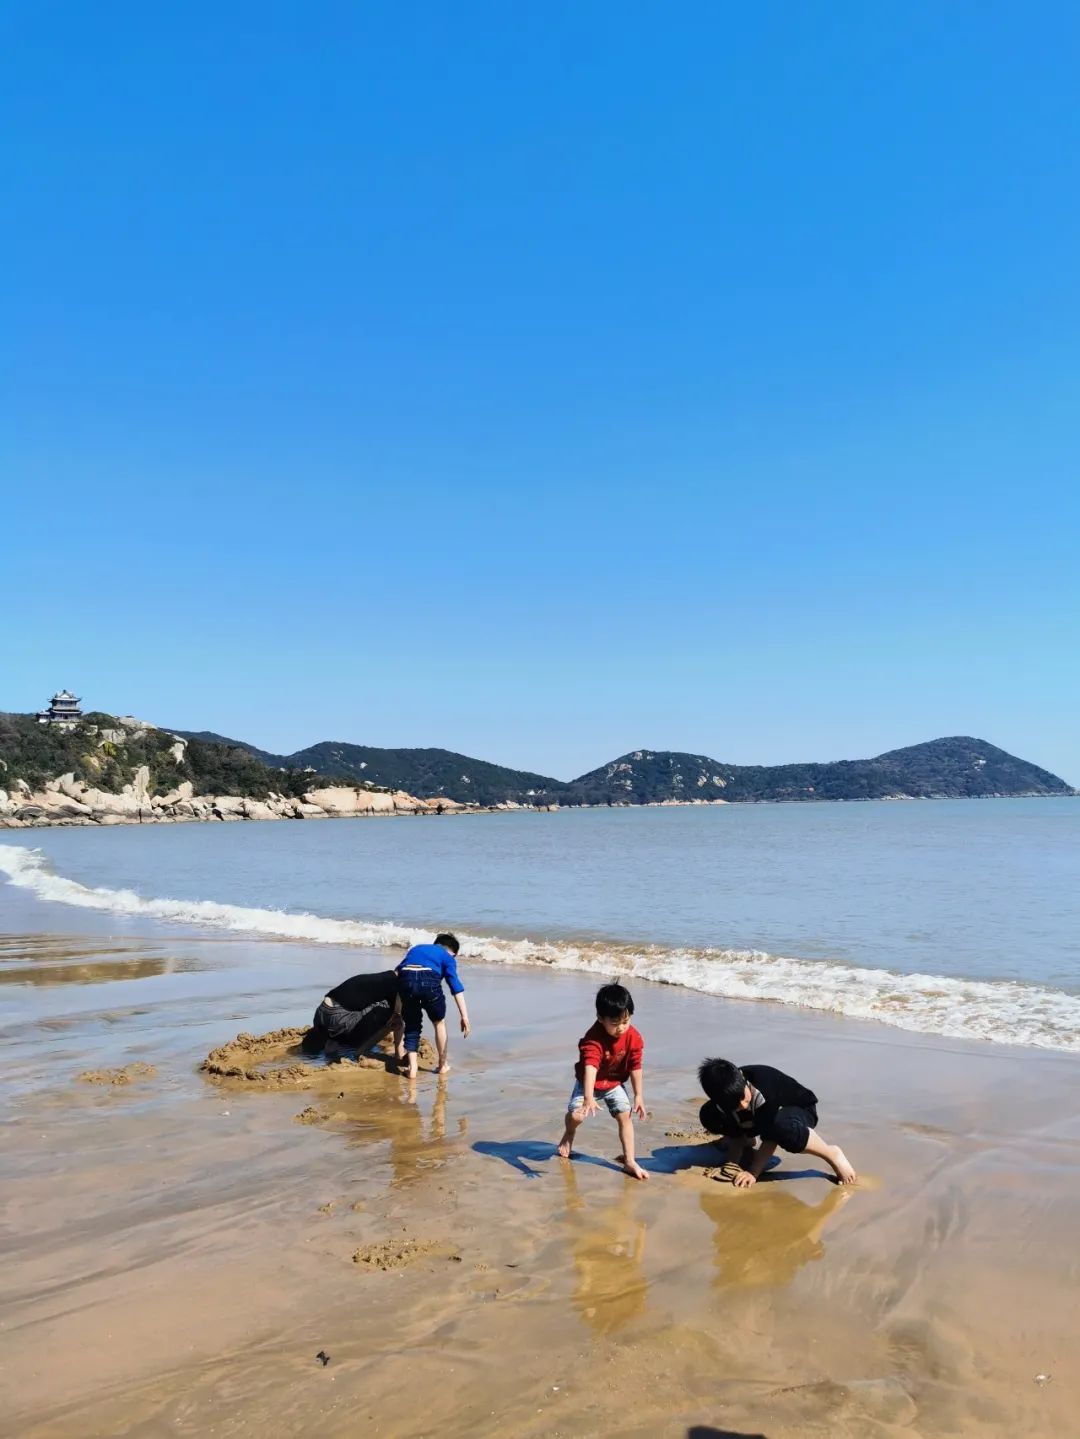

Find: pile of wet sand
352;1237;460;1271
200;1027;438;1088
77;1062;158;1086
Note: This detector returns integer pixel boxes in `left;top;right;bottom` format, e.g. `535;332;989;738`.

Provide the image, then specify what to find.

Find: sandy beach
2;919;1079;1439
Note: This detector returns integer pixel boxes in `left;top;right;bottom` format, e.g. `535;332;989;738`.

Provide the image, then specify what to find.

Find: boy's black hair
698;1057;747;1108
595;982;634;1019
435;932;460;955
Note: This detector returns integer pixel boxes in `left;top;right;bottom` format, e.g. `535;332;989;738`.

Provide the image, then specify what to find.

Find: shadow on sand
687;1428;768;1438
646;1140;832;1183
472;1139;627;1179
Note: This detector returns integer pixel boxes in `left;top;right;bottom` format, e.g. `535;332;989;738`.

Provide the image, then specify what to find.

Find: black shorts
699;1099;819;1154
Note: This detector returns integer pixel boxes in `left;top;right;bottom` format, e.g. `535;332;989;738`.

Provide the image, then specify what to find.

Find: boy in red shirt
557;983;648;1182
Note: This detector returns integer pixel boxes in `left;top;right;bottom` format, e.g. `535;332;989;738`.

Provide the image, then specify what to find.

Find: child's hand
733;1169;757;1189
460;1017;471;1037
581;1097;599;1119
631;1099;647;1120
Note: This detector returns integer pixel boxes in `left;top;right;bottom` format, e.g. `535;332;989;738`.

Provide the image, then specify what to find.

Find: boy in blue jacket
397;933;471;1079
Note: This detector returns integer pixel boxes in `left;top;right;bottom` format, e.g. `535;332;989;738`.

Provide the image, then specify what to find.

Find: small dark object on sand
316;1350;331;1367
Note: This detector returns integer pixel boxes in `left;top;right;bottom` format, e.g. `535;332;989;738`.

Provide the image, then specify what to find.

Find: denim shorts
568;1080;632;1116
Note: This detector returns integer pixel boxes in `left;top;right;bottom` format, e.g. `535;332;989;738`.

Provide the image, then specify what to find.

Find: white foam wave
2;843;1078;1052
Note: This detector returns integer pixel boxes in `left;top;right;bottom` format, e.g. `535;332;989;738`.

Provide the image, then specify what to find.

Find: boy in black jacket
698;1058;857;1188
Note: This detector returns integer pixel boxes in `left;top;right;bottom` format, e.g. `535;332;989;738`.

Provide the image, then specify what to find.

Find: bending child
698;1058;857;1188
397;932;471;1079
558;983;648;1182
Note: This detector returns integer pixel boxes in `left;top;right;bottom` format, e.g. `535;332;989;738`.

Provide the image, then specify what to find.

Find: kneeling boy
558;983;648;1182
698;1058;856;1188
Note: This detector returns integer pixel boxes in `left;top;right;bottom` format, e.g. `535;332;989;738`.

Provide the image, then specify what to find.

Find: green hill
275;741;563;808
0;713;334;799
7;713;1073;808
566;738;1074;805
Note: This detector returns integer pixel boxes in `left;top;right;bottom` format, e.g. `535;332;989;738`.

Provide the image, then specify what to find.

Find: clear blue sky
3;3;1078;783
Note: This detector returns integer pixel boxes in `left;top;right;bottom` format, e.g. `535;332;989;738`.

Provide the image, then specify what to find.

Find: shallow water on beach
2;797;1079;1049
2;807;1080;1436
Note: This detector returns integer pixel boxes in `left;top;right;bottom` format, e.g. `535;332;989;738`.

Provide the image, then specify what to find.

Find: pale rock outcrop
211;796;247;818
303;786;364;815
131;766;152;807
58;774;91;803
159;780;195;805
83;788;142;817
240;799;277;821
40;791;93;818
2;764;450;828
358;791;397;814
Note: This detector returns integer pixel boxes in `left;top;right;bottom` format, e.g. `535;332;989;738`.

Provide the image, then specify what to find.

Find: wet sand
2;926;1079;1438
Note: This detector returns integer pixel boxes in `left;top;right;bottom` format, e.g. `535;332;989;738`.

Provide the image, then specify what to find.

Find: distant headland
0;695;1073;830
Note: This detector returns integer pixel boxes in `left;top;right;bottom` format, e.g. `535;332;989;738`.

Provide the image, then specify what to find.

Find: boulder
52;799;93;818
240;799;277;821
212;796;247;816
159;780;195;806
304;786;362;815
360;791;398;814
84;788;141;818
13;779;32;798
58;774;90;802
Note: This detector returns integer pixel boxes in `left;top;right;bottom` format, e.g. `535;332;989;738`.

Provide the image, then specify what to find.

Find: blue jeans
398;969;447;1053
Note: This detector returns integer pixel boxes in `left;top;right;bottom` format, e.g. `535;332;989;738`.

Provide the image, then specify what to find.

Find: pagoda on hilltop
37;689;83;727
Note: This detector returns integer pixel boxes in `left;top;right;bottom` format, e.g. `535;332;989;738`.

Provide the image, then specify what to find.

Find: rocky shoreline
0;769;479;830
1;777;1066;831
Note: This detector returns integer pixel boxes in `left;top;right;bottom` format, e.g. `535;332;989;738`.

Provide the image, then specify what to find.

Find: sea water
1;798;1079;1051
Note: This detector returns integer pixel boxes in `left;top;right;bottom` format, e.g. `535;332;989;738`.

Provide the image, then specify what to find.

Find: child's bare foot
435;1061;451;1076
621;1158;649;1182
557;1133;574;1159
828;1146;857;1185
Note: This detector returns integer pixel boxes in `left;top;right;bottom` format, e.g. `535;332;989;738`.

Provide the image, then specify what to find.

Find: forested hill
0;713;342;800
566;738;1074;805
171;733;564;808
171;730;1074;806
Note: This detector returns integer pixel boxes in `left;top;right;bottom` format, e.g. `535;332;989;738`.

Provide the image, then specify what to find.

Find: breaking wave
2;843;1078;1052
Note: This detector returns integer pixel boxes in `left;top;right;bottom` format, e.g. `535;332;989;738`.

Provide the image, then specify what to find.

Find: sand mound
200;1028;437;1089
353;1237;459;1271
78;1062;157;1086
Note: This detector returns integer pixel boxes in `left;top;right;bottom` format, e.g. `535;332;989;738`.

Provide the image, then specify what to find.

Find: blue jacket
397;943;465;996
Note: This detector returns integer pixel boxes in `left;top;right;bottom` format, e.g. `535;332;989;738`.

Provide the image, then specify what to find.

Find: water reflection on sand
700;1183;852;1289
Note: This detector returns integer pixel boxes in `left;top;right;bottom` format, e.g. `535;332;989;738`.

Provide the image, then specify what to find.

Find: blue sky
3;2;1078;782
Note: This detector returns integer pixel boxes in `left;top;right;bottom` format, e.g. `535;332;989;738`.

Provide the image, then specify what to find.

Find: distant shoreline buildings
37;689;83;727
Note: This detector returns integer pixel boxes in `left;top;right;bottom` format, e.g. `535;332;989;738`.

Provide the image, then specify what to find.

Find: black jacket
699;1064;818;1142
327;970;399;1012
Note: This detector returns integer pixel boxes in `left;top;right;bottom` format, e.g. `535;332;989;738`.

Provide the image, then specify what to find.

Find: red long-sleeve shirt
574;1022;644;1091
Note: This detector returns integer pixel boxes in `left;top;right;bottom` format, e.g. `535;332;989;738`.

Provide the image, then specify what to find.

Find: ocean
2;796;1078;1052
